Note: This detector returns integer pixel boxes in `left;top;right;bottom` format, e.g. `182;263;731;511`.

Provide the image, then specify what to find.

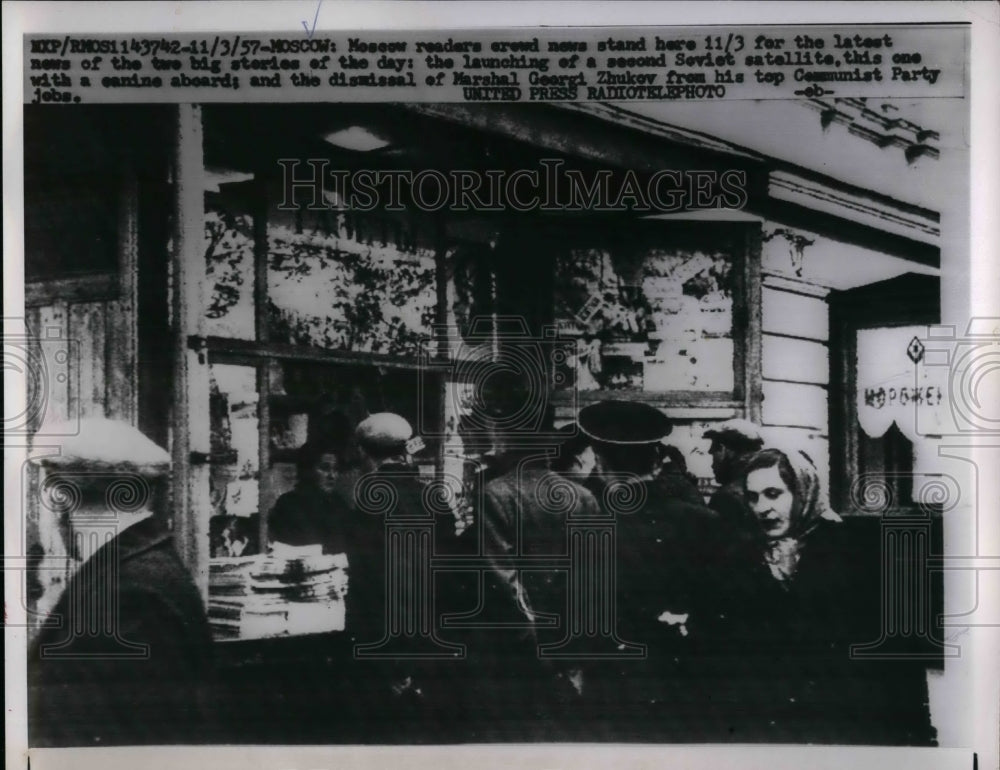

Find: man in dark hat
575;400;745;740
703;418;765;528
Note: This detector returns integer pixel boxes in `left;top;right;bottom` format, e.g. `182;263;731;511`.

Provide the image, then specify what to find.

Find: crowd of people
28;402;937;747
263;400;935;744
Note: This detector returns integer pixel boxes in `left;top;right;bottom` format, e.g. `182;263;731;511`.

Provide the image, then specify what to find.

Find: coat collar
33;516;179;646
69;515;175;589
107;514;174;560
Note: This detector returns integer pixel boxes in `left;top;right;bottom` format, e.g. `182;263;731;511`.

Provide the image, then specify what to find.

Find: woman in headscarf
268;437;352;555
742;446;842;586
720;446;852;740
733;445;932;744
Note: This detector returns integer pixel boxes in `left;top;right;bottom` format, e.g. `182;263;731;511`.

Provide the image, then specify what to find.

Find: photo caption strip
25;25;964;105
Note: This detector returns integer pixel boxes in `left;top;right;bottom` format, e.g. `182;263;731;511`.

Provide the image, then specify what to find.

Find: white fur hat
30;417;171;476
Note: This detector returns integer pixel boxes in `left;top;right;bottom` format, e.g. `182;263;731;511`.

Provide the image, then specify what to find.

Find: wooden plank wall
22;157;141;640
759;276;832;490
26;299;136;425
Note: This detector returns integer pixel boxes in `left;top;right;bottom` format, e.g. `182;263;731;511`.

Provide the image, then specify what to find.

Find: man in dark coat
28;419;214;747
657;442;708;506
704;419;765;528
479;444;603;740
343;412;462;741
576;401;748;741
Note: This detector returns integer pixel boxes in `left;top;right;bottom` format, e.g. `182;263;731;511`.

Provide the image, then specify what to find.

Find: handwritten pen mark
302;0;323;38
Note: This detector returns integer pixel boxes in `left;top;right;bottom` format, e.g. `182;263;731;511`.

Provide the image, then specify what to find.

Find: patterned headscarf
745;445;842;583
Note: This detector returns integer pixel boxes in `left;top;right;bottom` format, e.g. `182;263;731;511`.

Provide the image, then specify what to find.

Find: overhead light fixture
322;126;391;152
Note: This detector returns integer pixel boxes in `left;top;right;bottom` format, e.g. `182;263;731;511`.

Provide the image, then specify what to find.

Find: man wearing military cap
703;418;765;528
575;400;744;740
27;418;214;747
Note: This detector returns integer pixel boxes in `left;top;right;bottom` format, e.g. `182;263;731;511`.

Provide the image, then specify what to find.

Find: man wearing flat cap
27;418;214;747
345;412;426;645
345;412;463;738
574;400;745;740
703;418;765;529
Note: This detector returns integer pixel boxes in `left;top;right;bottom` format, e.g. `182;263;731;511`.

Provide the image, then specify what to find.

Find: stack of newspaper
208;546;348;641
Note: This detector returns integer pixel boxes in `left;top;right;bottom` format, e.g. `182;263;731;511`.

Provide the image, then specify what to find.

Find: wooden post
170;105;211;602
253;176;270;553
744;224;763;423
106;163;139;424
